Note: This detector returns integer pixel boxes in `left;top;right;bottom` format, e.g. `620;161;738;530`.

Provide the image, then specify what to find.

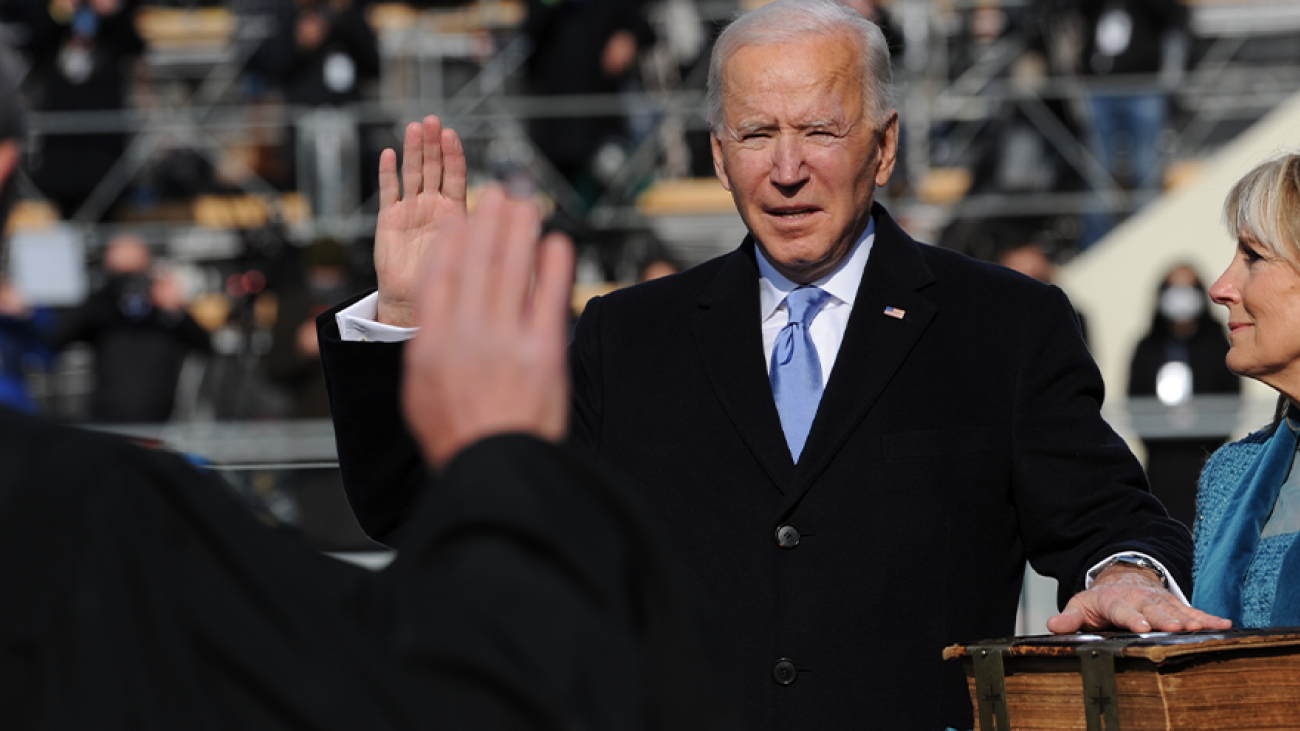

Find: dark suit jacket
319;203;1192;730
0;407;726;730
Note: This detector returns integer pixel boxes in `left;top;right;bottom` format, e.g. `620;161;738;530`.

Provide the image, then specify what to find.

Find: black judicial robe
0;408;728;730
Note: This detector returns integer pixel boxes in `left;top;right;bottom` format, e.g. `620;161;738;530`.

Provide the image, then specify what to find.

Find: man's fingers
1046;607;1085;635
1181;606;1233;630
1131;597;1231;632
414;216;469;338
400;121;424;201
1047;576;1235;636
490;196;542;321
422;115;445;198
530;232;576;339
378;148;399;211
1109;597;1157;632
457;186;509;317
1048;590;1129;635
440;128;468;204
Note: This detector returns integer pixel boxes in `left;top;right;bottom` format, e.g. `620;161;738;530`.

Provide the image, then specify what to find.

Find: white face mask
323;52;356;94
1159;285;1204;322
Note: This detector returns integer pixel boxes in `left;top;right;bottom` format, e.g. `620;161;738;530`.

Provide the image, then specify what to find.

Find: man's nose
770;136;808;187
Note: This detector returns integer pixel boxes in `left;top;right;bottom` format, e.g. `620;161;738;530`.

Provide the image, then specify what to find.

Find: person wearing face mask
250;0;381;209
1072;0;1188;248
1127;264;1240;528
49;234;213;423
2;0;145;220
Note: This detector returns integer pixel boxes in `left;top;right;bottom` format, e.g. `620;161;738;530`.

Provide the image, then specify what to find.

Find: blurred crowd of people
0;0;1257;549
0;0;1206;244
0;227;372;424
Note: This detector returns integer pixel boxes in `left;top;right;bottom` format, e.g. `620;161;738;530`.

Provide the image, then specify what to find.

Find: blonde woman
1196;153;1300;627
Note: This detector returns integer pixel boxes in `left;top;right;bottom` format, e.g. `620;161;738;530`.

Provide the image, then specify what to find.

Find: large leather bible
943;629;1300;730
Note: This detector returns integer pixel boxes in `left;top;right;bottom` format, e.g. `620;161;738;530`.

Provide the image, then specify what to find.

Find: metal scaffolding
4;0;1299;263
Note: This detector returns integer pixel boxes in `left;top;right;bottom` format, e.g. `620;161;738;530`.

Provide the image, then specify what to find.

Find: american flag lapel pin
884;306;905;320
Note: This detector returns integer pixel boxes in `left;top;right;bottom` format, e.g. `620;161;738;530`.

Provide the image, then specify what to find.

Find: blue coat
1194;426;1300;627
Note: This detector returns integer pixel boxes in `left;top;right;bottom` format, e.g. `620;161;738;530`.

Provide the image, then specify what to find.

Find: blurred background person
522;0;653;211
0;276;55;414
934;5;1086;257
257;0;380;114
1128;263;1239;528
265;237;352;420
50;234;211;423
0;60;53;415
1194;153;1300;629
3;0;145;221
839;0;904;66
636;251;680;283
1074;0;1189;247
839;0;905;194
264;236;372;550
996;234;1090;347
251;0;381;214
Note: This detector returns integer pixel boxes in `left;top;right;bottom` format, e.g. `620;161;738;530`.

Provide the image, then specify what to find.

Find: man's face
711;33;897;284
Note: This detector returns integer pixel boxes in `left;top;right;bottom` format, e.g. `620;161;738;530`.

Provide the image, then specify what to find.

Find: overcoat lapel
691;241;795;494
782;205;937;516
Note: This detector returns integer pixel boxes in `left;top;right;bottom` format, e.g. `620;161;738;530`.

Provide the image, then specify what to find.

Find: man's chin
769;258;836;285
755;243;843;283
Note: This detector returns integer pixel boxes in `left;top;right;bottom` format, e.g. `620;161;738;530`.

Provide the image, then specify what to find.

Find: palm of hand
374;117;470;327
375;189;466;317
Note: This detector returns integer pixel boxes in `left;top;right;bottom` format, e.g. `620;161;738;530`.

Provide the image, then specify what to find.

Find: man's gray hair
706;0;894;132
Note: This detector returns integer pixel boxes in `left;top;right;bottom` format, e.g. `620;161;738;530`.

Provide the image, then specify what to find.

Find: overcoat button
773;658;797;685
775;524;800;548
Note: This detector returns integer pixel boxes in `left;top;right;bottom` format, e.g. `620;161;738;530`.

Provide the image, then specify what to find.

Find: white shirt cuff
1084;552;1189;606
336;292;419;343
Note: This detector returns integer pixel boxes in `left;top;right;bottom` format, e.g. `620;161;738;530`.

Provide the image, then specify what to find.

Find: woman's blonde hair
1224;153;1300;269
1224;154;1300;428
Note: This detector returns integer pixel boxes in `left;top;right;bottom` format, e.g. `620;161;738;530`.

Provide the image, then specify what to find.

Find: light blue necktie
770;286;831;462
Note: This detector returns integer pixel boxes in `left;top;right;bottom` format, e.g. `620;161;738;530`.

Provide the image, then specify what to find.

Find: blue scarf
1193;421;1300;626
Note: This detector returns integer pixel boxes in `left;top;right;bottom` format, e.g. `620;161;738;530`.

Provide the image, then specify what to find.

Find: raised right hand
375;115;468;327
401;186;574;472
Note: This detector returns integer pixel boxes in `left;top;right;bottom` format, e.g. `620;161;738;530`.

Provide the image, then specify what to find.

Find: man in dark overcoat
319;1;1230;727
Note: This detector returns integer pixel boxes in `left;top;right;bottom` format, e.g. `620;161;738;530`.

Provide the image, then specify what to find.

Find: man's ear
711;132;732;192
0;140;19;190
873;111;900;188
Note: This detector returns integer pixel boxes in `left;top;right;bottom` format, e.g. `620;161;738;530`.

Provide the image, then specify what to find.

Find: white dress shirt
337;294;416;342
757;219;873;388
